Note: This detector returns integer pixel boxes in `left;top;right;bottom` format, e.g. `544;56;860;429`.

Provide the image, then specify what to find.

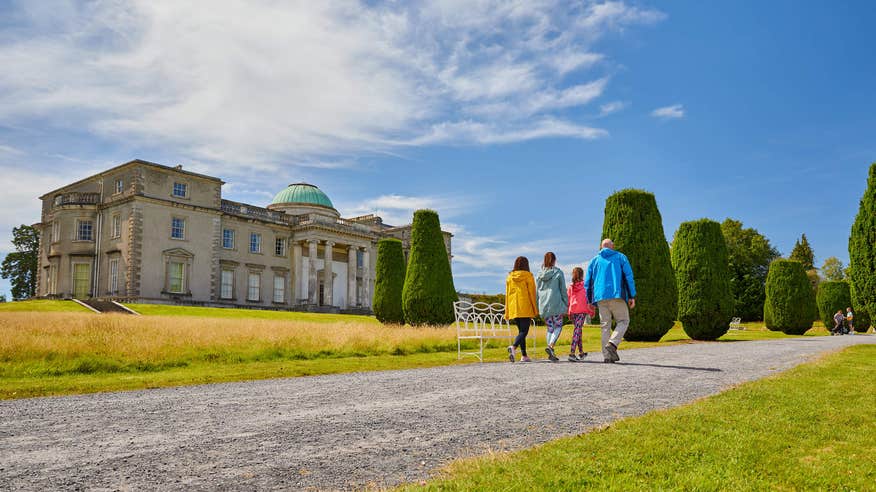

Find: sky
0;0;874;297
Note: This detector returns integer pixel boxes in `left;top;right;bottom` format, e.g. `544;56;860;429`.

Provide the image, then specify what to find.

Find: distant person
584;238;636;363
846;307;855;335
833;310;845;335
567;266;595;361
505;256;537;363
537;252;568;362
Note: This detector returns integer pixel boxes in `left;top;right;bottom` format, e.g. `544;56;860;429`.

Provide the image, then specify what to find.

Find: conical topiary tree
848;162;876;329
815;281;851;331
402;209;457;325
764;259;815;335
601;189;678;341
671;219;734;340
373;238;406;324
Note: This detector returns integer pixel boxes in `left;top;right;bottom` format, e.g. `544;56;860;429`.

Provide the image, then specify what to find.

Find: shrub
721;219;781;322
601;189;678;341
851;287;871;333
671;219;734;340
848;163;876;325
372;238;406;324
764;260;816;335
402;210;458;325
815;281;851;330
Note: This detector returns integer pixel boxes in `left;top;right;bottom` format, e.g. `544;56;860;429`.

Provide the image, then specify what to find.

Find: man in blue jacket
584;238;637;363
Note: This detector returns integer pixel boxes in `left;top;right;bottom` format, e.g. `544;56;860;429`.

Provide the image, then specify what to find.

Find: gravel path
1;335;873;491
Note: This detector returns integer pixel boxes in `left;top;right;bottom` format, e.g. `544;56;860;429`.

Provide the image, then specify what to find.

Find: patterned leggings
545;314;563;346
570;313;586;354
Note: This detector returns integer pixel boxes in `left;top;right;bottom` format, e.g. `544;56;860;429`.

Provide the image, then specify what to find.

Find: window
111;214;121;238
51;221;60;243
76;220;94;241
168;261;185;293
114;178;124;194
46;265;57;295
171;217;185;239
222;229;234;249
247;272;261;301
250;233;261;253
275;237;286;257
172;182;187;198
72;262;91;299
273;275;285;303
356;250;364;268
109;259;119;295
220;270;234;299
53;195;63;206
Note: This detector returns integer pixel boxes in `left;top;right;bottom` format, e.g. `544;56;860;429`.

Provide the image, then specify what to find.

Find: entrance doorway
72;262;91;299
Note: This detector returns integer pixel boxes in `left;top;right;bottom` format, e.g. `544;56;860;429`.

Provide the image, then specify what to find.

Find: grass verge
399;344;876;491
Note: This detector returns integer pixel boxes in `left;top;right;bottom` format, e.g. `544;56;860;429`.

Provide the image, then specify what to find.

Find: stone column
362;246;371;308
324;241;334;307
292;241;302;304
307;240;318;305
347;245;357;308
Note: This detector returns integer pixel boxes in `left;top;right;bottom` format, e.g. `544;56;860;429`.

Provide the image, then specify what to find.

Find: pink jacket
568;281;596;316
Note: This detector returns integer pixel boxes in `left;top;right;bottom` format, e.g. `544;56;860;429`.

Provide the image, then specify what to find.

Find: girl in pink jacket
567;267;596;361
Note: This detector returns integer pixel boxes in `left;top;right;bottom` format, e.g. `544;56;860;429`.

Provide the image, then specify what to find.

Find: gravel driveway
1;335;872;491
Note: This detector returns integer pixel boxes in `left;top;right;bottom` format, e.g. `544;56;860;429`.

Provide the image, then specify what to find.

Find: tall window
109;259;119;295
171;217;185;239
168;261;185;293
51;221;60;243
111;214;121;238
46;265;57;295
250;233;261;253
72;262;91;298
76;220;93;241
273;275;285;303
172;182;187;198
220;270;234;299
114;178;124;194
222;229;234;249
247;272;261;301
357;250;364;268
275;237;286;257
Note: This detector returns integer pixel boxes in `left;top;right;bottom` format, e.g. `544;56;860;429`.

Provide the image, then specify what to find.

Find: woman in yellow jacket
506;256;538;362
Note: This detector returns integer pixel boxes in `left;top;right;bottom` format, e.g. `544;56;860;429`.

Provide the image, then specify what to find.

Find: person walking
846;307;855;335
584;238;636;363
537;252;568;362
505;256;538;362
833;310;845;335
567;266;595;361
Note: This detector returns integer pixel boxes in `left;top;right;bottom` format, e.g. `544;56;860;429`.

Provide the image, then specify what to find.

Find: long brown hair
543;252;556;268
572;266;584;283
512;256;530;272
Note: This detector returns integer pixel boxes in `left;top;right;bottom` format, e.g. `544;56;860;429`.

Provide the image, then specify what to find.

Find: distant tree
820;257;845;282
0;293;6;303
789;234;815;271
848;163;876;326
720;219;781;321
372;239;406;324
402;210;458;325
0;225;40;300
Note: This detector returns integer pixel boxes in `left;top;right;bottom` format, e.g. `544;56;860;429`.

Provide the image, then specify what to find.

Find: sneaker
578;352;588;359
521;356;532;362
508;346;516;363
604;343;620;362
567;354;578;362
603;358;615;363
546;347;559;362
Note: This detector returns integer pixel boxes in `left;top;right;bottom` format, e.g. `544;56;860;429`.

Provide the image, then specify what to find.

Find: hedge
402;210;458;325
373;238;406;324
764;259;815;335
671;219;734;340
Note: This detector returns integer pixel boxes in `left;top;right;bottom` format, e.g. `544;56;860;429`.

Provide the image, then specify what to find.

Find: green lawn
400;344;876;491
0;299;91;312
124;303;379;324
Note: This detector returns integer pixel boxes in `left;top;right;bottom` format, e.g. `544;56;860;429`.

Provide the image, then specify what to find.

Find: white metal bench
729;317;743;330
454;301;537;362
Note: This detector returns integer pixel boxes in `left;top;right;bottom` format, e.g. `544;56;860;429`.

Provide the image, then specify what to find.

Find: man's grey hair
601;238;614;249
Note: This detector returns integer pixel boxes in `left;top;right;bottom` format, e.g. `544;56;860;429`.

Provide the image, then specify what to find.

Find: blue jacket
584;248;637;303
536;266;568;318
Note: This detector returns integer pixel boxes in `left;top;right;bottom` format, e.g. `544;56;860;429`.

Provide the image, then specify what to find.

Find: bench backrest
454;301;513;336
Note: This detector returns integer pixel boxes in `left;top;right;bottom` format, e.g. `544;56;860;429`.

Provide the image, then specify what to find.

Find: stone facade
34;159;453;313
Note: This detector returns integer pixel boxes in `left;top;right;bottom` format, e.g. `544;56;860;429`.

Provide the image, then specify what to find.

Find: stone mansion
35;159;452;312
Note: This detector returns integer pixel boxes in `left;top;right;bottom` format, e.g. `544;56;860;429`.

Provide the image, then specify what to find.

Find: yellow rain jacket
505;270;538;320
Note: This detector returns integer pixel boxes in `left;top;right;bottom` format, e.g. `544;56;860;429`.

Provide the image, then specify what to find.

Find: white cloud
0;168;67;253
599;100;628;116
340;193;474;227
651;104;685;119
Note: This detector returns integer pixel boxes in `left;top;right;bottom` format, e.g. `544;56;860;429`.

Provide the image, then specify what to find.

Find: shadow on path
574;360;722;372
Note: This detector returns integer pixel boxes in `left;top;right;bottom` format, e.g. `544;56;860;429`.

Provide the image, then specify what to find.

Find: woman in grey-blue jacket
536;252;568;362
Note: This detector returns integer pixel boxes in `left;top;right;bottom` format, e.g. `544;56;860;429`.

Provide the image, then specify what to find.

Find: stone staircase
77;299;138;314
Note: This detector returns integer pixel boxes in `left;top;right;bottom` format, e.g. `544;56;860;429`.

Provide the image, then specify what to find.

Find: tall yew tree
402;209;457;325
1;225;40;300
372;238;406;324
848;163;876;325
601;189;677;341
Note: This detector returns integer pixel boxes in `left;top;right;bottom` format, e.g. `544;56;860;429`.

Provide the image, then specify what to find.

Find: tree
372;238;407;324
601;189;677;341
402;209;458;325
0;294;6;303
764;259;816;335
820;257;845;282
0;225;40;300
848;162;876;326
815;281;851;330
720;219;781;321
671;219;734;340
789;234;815;271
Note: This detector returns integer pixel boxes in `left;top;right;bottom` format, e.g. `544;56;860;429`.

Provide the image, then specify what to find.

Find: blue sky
0;1;874;297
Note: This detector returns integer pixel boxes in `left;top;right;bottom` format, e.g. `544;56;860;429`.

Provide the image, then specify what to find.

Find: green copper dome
271;183;334;208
